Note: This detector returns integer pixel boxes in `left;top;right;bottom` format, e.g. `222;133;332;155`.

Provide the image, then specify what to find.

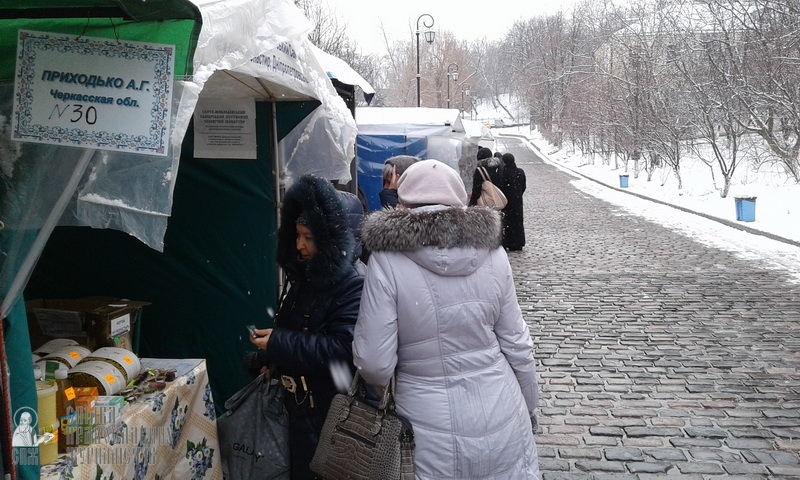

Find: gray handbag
217;375;290;479
310;372;414;480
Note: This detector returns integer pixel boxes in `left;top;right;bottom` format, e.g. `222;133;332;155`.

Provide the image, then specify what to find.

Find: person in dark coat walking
249;174;364;479
468;147;504;206
500;152;526;251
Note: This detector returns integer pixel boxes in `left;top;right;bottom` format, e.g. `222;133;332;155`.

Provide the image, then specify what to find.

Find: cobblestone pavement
496;137;800;479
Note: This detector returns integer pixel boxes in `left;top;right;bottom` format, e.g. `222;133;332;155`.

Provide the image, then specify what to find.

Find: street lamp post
446;63;459;109
460;84;471;119
416;13;435;107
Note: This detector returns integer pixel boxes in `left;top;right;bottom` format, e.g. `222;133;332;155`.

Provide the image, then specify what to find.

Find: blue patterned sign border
13;30;174;156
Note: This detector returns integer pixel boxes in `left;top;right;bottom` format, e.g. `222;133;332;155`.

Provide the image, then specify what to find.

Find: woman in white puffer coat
353;159;540;480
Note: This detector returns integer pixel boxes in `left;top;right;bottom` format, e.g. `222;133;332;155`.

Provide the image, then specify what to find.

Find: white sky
323;0;578;55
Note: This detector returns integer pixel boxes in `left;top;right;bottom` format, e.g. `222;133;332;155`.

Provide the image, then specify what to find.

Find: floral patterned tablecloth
41;358;221;480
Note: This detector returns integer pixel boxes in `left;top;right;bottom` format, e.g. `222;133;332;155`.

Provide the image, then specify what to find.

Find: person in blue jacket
249;174;364;479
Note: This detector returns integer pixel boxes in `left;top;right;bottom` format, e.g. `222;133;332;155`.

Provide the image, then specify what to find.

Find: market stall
0;0;357;478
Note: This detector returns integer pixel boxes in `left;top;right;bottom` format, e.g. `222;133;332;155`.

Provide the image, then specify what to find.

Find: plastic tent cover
0;0;202;317
0;0;357;316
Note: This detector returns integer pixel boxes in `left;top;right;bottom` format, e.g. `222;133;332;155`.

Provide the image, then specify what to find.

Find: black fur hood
277;175;355;288
478;155;502;168
362;205;502;252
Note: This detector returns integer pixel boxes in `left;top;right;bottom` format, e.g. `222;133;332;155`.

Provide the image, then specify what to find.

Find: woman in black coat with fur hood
250;174;364;479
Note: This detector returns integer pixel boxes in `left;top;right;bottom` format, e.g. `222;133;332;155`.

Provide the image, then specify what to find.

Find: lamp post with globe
460;84;471;119
415;13;435;107
446;63;459;109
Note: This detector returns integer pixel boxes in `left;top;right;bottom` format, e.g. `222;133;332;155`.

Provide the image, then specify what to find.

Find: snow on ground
493;126;800;283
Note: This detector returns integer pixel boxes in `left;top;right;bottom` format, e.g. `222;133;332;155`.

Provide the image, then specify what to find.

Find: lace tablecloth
40;358;222;480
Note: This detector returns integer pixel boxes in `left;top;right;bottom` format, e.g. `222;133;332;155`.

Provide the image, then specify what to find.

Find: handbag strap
478;166;490;182
377;376;396;411
347;371;396;411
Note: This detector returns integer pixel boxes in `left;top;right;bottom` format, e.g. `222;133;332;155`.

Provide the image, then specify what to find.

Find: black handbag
310;372;414;480
217;374;291;479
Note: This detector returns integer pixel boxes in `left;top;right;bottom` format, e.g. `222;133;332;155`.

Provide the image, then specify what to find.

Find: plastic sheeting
0;81;183;318
0;0;358;315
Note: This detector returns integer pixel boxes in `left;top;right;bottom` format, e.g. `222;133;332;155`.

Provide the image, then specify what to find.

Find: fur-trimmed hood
362;206;502;276
362;205;501;252
478;155;502;168
277;175;355;288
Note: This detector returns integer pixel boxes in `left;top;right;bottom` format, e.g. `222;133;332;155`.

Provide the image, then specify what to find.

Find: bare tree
295;0;350;54
706;0;800;181
660;1;749;196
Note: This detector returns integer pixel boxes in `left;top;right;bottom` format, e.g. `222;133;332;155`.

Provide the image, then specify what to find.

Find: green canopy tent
0;1;357;477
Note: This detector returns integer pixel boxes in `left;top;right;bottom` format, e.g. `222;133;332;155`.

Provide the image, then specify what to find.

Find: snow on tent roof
355;107;464;137
310;43;375;104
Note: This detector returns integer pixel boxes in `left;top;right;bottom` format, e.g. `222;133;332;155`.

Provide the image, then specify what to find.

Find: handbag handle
347;371;396;411
224;374;266;411
478;167;490;181
343;371;398;436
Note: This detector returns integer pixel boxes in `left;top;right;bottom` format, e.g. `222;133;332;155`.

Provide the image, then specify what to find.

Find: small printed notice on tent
193;97;257;159
11;30;174;156
33;308;86;338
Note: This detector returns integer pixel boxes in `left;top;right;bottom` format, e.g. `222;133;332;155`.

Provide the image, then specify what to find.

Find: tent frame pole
271;100;285;300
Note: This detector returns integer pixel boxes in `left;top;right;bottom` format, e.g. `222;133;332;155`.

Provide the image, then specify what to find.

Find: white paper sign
193;97;257;159
12;30;175;156
110;313;131;337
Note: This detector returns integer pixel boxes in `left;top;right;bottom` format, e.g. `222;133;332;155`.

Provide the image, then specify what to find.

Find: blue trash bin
619;175;629;188
735;196;756;222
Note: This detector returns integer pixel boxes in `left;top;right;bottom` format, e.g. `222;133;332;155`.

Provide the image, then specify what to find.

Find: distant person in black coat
468;147;504;206
249;174;364;479
500;152;526;251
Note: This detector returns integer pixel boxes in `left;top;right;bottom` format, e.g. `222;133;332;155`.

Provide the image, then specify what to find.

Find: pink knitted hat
397;159;468;207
